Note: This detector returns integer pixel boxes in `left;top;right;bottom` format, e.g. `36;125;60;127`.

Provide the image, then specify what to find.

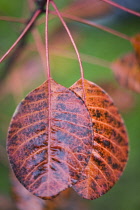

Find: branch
0;9;41;63
101;0;140;17
50;11;131;41
0;2;46;82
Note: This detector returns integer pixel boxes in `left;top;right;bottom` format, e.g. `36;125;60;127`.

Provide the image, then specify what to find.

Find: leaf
70;79;128;200
111;52;140;93
7;79;93;199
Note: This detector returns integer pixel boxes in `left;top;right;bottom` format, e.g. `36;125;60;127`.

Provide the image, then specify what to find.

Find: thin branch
0;9;41;63
50;11;131;41
101;0;140;17
50;0;86;99
45;0;51;192
46;0;51;79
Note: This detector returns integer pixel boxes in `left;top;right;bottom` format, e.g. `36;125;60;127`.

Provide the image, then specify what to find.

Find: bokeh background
0;0;140;209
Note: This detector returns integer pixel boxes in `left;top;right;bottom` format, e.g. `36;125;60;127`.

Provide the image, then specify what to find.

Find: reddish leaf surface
70;79;128;200
111;52;140;93
7;79;93;199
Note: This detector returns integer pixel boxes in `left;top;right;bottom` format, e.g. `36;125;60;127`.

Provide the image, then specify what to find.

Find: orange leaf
7;79;93;199
111;52;140;93
70;79;129;200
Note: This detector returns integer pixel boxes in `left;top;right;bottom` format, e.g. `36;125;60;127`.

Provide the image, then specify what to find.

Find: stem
45;0;51;194
50;0;86;100
46;0;51;79
0;9;41;63
101;0;140;17
50;11;131;41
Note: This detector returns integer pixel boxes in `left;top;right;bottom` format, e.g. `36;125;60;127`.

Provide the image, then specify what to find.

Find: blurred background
0;0;140;209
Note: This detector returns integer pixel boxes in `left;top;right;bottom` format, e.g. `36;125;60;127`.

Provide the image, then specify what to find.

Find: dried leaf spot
7;79;93;199
70;79;128;200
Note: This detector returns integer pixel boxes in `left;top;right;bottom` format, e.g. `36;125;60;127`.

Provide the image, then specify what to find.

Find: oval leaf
7;79;93;199
70;79;128;200
111;52;140;93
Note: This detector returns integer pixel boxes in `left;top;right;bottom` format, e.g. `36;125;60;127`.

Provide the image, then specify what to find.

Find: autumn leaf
111;52;140;93
70;79;128;200
7;79;93;199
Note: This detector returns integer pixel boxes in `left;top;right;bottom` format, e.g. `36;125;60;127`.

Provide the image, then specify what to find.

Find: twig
45;0;52;192
50;11;131;41
0;9;41;63
0;2;46;82
101;0;140;17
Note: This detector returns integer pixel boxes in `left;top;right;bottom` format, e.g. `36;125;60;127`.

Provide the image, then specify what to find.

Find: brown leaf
111;52;140;93
7;79;93;199
70;79;128;200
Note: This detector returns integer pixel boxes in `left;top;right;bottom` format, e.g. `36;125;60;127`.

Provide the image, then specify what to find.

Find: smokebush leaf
70;79;128;200
7;79;93;199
